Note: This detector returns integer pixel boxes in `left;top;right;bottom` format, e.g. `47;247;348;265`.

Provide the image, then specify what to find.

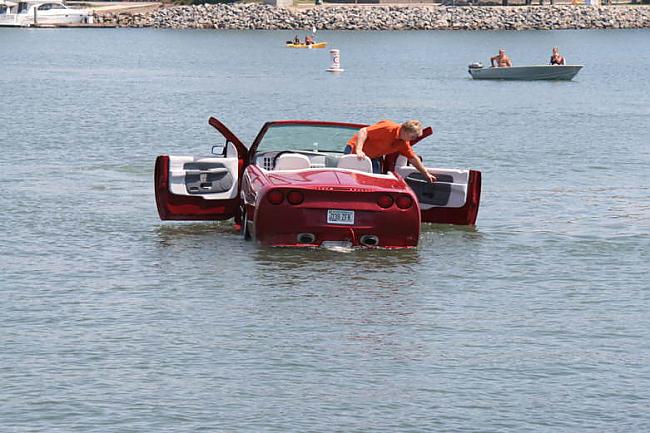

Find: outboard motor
468;62;484;70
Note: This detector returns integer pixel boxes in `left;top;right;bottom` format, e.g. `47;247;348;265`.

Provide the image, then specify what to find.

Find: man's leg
371;158;382;174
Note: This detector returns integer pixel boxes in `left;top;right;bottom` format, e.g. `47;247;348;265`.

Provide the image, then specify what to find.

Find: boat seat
336;154;373;173
274;153;311;171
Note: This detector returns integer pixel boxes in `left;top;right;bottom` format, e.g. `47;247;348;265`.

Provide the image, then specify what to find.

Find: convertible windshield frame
249;121;367;158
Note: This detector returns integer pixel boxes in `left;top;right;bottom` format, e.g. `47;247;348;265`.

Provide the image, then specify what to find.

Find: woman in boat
305;35;314;46
550;47;565;65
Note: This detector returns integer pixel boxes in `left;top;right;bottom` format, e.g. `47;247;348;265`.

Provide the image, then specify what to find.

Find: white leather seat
394;155;409;169
336;154;373;173
394;155;411;178
275;153;311;170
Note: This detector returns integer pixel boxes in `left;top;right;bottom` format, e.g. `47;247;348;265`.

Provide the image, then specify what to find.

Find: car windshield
256;124;360;154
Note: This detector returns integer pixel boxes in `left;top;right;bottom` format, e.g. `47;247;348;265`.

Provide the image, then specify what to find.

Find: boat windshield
256;124;360;154
38;3;68;9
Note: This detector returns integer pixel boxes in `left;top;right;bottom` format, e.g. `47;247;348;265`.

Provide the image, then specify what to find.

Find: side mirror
211;143;226;156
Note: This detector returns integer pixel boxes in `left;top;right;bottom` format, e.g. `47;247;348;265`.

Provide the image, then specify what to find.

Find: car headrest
275;153;311;171
394;155;409;168
336;154;373;173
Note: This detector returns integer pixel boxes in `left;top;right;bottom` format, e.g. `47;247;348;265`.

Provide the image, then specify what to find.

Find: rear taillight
267;190;284;205
395;194;413;209
377;194;394;209
287;190;304;205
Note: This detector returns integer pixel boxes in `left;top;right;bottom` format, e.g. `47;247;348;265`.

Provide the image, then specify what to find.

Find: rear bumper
252;203;420;248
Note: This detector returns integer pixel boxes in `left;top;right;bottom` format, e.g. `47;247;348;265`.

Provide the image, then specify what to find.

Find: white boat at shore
0;0;92;27
468;64;583;81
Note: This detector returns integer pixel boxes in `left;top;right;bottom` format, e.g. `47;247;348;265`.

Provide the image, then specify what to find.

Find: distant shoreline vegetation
95;4;650;30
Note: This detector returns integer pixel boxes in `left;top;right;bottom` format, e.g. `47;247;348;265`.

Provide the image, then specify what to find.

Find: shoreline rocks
96;4;650;30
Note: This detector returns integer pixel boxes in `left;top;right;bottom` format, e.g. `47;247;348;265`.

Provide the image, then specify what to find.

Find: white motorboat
468;64;583;81
0;0;92;27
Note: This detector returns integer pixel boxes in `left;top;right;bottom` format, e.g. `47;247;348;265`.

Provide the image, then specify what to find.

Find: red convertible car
154;117;481;248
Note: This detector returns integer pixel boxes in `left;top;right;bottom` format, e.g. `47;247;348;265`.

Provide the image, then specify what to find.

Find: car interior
253;150;387;175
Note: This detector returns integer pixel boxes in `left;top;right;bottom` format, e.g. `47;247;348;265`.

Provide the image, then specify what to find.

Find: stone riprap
96;4;650;30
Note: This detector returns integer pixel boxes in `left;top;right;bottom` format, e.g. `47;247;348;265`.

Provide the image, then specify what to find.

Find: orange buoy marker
326;49;344;73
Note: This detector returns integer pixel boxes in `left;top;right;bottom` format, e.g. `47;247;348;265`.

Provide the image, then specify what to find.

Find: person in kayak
345;120;436;182
490;49;512;68
550;47;566;65
305;35;314;45
286;35;300;45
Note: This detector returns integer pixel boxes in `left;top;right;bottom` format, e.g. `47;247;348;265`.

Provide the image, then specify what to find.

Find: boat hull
0;9;90;27
286;42;328;49
469;65;583;81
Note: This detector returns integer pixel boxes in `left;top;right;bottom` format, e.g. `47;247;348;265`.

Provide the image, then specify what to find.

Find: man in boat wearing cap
345;120;436;183
491;49;512;68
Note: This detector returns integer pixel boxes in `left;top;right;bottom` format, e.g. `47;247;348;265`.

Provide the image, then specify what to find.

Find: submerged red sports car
154;117;481;248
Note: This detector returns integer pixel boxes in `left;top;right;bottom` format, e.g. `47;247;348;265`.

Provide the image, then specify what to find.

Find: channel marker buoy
326;49;344;73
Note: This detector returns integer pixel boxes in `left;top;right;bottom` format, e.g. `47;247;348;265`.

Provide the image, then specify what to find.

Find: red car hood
266;169;407;191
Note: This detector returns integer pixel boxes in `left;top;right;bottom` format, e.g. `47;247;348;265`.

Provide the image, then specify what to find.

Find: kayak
468;65;583;81
286;42;328;49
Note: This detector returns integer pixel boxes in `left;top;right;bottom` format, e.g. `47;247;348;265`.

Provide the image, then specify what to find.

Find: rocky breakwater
95;4;650;30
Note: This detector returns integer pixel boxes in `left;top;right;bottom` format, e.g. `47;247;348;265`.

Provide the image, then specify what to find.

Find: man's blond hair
401;120;422;136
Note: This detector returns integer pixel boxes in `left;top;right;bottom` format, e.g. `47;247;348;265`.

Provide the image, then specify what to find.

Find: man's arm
506;57;512;67
490;55;497;67
408;156;436;183
355;127;368;158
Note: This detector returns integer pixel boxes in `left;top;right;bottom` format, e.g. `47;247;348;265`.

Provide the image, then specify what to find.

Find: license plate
327;209;354;225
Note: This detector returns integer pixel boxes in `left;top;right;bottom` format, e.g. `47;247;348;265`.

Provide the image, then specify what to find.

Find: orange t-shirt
347;120;416;160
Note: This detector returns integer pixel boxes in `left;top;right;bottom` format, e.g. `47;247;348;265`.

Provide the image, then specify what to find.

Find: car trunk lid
266;169;405;191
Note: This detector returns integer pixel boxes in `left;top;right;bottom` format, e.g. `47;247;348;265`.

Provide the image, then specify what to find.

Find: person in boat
305;35;314;46
286;35;300;45
550;47;565;65
345;120;436;182
490;49;512;68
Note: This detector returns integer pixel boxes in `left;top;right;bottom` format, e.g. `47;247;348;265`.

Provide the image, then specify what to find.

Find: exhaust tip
297;233;316;244
360;235;379;247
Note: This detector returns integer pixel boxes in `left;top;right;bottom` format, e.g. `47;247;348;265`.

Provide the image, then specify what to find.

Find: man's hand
409;156;436;183
355;127;368;160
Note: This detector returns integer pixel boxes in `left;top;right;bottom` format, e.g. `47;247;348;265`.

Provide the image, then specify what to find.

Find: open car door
385;127;481;225
154;117;248;221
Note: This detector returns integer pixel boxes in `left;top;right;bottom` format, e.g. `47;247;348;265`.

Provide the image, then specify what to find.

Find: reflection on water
154;221;235;241
420;223;479;235
253;242;421;269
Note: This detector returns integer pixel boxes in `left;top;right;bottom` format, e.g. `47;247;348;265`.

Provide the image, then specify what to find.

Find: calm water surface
1;28;649;432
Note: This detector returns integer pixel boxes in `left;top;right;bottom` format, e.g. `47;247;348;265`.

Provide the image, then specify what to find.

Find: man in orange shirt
345;119;437;182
